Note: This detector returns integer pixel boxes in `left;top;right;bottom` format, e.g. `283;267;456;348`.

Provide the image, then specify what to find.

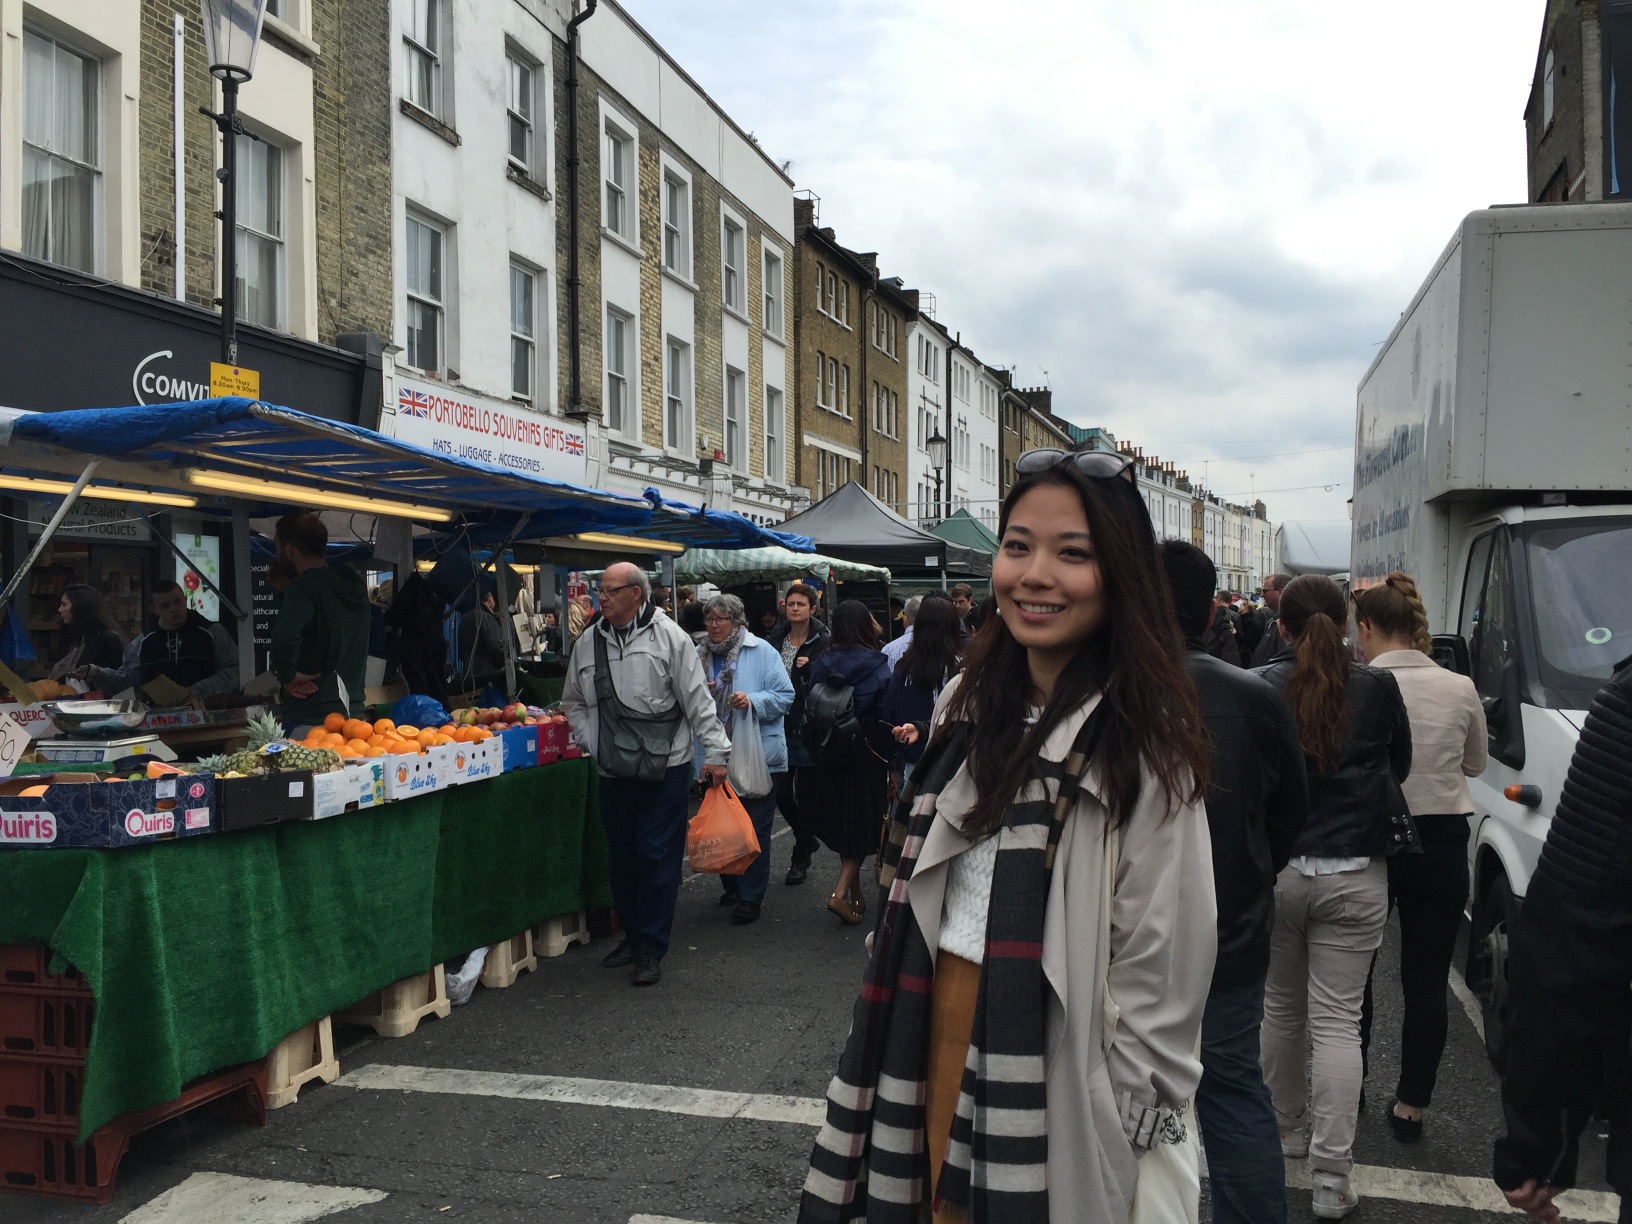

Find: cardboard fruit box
381;751;443;801
0;773;215;849
312;760;386;820
497;726;538;773
216;771;317;832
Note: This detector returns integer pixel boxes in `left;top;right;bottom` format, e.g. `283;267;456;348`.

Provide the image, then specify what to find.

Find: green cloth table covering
0;761;608;1142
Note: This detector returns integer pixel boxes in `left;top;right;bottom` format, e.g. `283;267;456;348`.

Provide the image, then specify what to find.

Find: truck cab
1446;505;1632;1064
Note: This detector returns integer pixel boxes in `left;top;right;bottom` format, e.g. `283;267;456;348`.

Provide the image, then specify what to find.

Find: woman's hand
892;723;920;745
730;691;751;710
1502;1181;1561;1223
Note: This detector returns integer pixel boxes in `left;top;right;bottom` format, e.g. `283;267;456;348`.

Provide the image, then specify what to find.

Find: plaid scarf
799;704;1109;1224
698;626;746;725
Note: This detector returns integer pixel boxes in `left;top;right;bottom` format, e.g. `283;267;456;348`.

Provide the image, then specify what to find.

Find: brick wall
793;227;864;497
1526;0;1592;201
136;2;392;341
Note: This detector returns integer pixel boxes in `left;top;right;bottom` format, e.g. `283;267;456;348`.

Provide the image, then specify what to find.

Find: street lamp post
200;0;269;367
926;427;947;527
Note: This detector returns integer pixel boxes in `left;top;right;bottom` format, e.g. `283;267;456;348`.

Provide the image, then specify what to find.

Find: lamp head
200;0;269;82
926;428;948;471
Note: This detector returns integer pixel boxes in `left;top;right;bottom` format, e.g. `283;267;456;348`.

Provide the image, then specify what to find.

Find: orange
346;738;370;753
342;719;370;742
395;725;419;739
362;745;384;757
439;724;456;735
415;728;437;746
373;718;395;735
432;733;453;746
337;744;360;759
323;733;345;749
323;712;345;733
472;728;492;741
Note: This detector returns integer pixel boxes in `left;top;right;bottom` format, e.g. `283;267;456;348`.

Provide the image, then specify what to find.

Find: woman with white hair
699;594;795;925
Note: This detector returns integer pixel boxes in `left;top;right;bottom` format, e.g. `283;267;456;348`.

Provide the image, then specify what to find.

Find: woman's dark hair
60;583;117;648
1352;572;1432;655
784;582;819;608
946;465;1210;838
1279;574;1351;774
679;602;707;635
829;599;880;651
898;595;962;692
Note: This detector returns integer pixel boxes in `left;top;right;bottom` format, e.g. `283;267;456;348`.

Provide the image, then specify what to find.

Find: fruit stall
0;396;813;1202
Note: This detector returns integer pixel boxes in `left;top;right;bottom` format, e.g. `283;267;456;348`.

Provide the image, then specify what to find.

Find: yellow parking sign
210;363;261;399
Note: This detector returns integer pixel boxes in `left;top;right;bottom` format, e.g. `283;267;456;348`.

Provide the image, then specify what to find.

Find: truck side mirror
1430;633;1470;676
1485;658;1527;770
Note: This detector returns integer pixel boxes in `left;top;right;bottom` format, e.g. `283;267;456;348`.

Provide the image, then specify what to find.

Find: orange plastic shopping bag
687;780;761;876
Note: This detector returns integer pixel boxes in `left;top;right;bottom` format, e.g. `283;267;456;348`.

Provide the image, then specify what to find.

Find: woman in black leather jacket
767;584;829;885
1253;574;1412;1220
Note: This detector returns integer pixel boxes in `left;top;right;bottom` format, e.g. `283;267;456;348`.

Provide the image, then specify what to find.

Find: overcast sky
619;0;1541;523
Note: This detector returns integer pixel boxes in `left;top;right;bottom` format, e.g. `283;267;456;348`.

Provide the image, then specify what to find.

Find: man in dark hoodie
270;511;370;728
84;579;239;699
1161;541;1309;1224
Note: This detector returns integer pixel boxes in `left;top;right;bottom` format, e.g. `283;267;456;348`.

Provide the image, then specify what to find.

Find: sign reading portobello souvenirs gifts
387;375;589;485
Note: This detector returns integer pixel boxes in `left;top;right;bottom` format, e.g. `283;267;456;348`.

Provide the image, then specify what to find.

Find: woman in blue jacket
806;600;893;925
881;594;964;787
698;594;794;925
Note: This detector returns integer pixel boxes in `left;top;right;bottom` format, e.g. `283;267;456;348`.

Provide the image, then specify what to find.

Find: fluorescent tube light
0;474;199;508
183;471;453;521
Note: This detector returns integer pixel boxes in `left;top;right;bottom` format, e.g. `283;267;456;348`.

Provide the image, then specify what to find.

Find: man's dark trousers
1196;972;1288;1224
599;763;692;960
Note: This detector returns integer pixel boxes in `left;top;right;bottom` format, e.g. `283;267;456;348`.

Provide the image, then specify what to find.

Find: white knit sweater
939;831;999;963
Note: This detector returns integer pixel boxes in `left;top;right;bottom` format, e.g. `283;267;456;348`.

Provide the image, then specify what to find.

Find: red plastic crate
0;1061;83;1131
0;1060;266;1203
0;994;94;1061
0;948;88;996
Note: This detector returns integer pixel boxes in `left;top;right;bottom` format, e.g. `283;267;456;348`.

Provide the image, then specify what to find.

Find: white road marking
341;1063;1623;1220
629;1218;719;1224
1448;966;1487;1043
335;1063;825;1126
118;1172;387;1224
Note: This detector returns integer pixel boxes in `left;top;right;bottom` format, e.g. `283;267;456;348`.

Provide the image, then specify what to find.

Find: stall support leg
0;459;99;613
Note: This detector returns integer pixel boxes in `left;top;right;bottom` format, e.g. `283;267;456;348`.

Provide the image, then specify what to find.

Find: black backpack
802;674;863;762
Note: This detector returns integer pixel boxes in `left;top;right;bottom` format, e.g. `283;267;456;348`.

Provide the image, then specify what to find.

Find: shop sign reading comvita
387;375;588;485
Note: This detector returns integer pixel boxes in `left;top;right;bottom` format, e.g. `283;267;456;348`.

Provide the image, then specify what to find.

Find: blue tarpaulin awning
0;397;811;552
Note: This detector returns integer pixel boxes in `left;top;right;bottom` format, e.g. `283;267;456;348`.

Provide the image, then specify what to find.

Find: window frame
509;260;538;403
721;209;746;315
664;335;692;453
764;384;785;481
506;51;536;177
724;365;746;468
604;305;633;434
1542;47;1556;130
602;109;636;241
404;0;442;116
234;131;285;331
21;27;103;275
661;163;692;279
404;211;445;375
762;244;784;339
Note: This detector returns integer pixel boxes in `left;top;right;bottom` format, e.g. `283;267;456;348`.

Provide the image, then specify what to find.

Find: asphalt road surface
7;818;1621;1223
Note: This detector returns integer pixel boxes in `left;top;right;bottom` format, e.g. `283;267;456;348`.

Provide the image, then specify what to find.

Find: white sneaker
1280;1128;1309;1158
1312;1170;1359;1219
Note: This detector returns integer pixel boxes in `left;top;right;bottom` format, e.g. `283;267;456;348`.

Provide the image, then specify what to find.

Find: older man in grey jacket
562;562;730;986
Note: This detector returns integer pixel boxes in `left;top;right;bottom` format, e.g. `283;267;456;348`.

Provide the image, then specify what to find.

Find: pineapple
245;710;285;751
193;753;233;775
278;743;343;773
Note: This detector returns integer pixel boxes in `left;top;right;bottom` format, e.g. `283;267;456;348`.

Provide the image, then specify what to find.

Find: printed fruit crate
216;771;316;832
0;991;94;1061
0;774;214;850
381;751;442;801
497;725;538;773
536;718;570;764
447;740;500;785
312;761;385;819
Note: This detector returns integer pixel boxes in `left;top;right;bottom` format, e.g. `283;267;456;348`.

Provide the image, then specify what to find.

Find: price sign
0;711;32;780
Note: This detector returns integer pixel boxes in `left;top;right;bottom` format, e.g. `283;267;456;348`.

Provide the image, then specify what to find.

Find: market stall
774;479;991;581
673;544;890;586
0;396;807;1201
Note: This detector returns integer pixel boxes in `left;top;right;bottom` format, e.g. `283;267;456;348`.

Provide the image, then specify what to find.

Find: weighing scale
34;734;179;765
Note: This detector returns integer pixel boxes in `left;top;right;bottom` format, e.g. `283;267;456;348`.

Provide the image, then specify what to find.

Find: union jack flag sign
563;433;584;456
399;387;432;418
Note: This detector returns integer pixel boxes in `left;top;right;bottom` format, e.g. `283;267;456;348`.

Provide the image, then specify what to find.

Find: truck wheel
1468;874;1518;1071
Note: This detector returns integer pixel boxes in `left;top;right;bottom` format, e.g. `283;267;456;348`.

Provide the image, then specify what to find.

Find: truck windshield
1522;517;1632;708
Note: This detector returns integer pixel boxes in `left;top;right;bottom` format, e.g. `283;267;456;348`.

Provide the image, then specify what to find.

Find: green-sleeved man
269;511;370;729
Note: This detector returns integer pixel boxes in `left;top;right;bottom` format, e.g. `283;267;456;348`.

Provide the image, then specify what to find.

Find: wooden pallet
263;1017;338;1110
533;911;591;959
478;930;537;990
334;967;449;1038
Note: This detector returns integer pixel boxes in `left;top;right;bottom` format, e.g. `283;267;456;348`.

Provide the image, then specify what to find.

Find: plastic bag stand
335;966;450;1038
533;911;591;959
0;1061;265;1204
263;1017;339;1110
478;930;537;989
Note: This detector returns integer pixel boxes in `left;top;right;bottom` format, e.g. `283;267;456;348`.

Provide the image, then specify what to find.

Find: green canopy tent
675;545;890;586
927;508;999;556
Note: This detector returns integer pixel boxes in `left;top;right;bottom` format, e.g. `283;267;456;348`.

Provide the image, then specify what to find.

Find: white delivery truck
1352;202;1632;1067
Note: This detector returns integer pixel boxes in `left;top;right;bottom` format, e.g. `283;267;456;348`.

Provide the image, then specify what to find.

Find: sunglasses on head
1014;448;1137;484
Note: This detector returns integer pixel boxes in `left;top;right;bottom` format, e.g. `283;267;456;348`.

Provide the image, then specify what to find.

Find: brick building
791;196;913;513
1525;0;1632;202
555;0;802;524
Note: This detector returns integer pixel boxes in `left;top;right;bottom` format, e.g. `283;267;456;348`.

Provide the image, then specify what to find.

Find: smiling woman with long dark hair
801;450;1218;1224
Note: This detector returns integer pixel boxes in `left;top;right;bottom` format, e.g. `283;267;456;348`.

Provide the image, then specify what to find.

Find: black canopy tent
775;481;991;580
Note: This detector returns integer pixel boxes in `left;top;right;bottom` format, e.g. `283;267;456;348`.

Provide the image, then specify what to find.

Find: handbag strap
1099;814;1123;1054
